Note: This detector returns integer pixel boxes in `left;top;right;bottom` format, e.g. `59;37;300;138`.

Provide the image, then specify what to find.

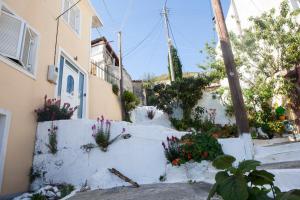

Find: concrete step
259;160;300;170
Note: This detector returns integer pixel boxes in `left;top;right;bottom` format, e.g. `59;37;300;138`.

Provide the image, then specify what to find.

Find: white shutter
62;0;70;22
0;11;24;60
74;7;80;34
21;27;37;73
69;6;76;32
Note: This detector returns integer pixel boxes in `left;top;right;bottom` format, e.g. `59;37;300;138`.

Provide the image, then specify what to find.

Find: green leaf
238;160;261;173
218;174;249;200
212;155;236;170
215;171;230;183
207;183;217;200
248;170;275;186
277;189;300;200
248;187;272;200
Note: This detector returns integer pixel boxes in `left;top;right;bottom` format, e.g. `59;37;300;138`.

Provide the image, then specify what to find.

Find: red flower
202;151;209;158
187;153;192;160
172;158;180;166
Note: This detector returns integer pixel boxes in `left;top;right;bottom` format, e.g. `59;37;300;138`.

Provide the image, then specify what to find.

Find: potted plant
275;106;286;121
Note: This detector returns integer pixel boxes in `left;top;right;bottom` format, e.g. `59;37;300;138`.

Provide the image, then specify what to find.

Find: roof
91;37;120;66
87;0;103;27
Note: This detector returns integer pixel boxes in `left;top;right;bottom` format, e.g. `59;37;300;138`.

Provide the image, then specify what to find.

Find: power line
168;19;178;49
102;0;116;24
120;0;135;30
123;17;162;58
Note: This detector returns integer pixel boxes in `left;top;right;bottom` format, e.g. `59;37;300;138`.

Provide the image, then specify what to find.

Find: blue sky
91;0;230;80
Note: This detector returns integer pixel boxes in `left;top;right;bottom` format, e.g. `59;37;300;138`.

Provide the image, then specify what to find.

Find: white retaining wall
32;118;252;190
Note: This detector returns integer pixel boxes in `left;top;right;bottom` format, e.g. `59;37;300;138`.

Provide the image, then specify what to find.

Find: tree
201;0;300;132
168;45;183;81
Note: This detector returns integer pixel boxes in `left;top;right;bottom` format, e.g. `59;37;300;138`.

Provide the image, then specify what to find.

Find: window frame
0;3;39;79
0;109;11;193
61;0;81;37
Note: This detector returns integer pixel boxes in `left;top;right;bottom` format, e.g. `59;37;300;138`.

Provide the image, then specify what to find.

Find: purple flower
122;128;126;133
101;115;104;122
97;117;100;123
92;124;96;130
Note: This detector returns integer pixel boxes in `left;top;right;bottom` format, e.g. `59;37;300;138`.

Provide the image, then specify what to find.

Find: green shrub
147;110;155;120
149;76;211;119
208;155;300;200
112;84;119;95
180;133;223;163
58;184;75;198
123;91;140;121
162;132;223;166
31;193;47;200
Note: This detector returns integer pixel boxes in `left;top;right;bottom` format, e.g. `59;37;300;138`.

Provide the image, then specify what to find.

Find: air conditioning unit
47;65;58;84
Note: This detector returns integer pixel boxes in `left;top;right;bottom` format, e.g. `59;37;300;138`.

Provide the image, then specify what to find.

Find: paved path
69;182;217;200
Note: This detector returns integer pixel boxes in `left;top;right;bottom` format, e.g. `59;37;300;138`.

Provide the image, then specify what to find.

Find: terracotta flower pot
279;115;286;121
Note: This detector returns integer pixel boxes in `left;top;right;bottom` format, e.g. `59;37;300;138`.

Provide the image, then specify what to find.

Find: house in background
0;0;122;198
226;0;300;35
132;80;146;105
91;37;133;92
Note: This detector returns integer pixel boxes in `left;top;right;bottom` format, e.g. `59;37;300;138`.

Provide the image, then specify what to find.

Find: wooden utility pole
211;0;249;134
162;5;175;82
118;31;125;119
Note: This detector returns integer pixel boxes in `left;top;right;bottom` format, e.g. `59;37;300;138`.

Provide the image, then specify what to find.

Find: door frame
56;48;88;119
0;108;11;192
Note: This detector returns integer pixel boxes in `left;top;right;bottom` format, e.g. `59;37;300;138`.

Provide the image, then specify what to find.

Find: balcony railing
90;61;119;86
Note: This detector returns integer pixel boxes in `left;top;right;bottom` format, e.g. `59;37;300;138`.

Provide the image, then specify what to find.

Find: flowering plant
46;121;58;154
162;132;223;166
162;136;181;166
35;95;78;122
92;116;126;152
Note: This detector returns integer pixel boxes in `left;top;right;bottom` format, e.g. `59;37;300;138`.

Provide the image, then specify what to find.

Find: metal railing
90;61;119;86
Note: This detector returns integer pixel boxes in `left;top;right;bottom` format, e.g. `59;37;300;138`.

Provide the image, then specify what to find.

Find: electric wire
123;17;163;58
102;0;116;24
120;0;135;31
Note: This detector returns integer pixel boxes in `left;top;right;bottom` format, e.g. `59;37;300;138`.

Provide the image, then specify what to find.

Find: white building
91;37;133;92
225;0;300;35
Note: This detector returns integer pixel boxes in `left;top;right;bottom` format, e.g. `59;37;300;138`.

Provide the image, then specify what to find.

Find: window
66;75;74;94
0;7;38;75
62;0;81;35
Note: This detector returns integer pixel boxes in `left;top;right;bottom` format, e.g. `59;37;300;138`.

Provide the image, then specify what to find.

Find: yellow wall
89;76;122;120
0;0;121;196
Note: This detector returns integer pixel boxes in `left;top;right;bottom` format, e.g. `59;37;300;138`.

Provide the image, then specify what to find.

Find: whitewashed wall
196;90;235;125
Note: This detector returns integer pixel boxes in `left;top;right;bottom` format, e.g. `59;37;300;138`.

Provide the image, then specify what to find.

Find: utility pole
162;5;175;82
211;0;249;134
118;31;125;119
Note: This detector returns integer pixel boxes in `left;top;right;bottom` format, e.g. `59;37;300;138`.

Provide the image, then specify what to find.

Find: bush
162;132;223;166
180;133;223;163
123;91;140;121
31;193;47;200
147;109;156;120
112;84;119;95
35;95;77;122
149;76;211;119
58;184;75;198
208;155;300;200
